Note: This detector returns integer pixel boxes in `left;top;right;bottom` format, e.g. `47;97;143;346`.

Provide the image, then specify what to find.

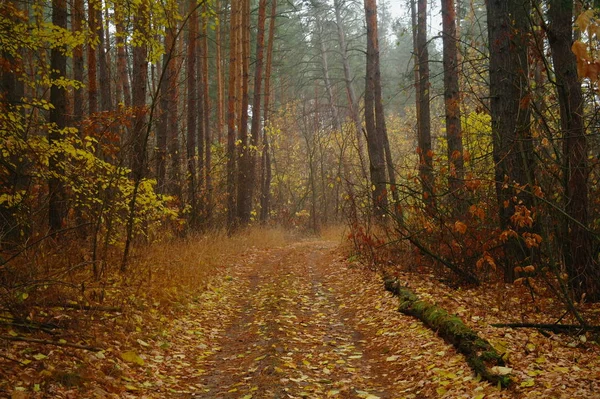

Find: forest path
169;239;506;399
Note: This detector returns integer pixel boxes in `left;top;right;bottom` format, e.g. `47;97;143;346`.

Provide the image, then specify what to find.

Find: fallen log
384;278;511;387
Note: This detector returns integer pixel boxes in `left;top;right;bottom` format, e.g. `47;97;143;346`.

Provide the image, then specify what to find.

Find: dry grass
127;226;297;307
319;224;348;243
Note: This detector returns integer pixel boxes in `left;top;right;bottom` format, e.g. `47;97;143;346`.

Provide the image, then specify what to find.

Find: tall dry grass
126;226;296;307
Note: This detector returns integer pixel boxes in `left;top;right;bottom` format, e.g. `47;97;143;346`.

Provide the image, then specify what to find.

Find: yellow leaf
575;10;594;31
121;350;145;366
521;379;535;387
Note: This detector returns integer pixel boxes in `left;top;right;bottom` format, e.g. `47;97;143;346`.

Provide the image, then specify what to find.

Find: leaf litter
1;239;599;398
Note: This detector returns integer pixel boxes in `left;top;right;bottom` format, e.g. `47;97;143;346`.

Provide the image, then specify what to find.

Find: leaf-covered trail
166;240;509;399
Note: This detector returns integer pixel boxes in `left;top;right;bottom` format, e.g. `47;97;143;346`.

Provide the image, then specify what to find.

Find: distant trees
2;0;600;305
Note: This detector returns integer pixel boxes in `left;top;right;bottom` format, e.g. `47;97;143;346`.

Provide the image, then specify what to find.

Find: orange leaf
572;40;589;60
454;221;467;234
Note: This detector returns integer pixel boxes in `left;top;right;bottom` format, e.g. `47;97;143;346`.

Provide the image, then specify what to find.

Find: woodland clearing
1;230;599;399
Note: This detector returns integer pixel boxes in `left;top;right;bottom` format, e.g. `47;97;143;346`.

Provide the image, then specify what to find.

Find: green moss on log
384;277;511;388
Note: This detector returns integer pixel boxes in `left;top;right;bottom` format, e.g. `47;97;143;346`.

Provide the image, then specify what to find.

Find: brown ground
2;239;599;398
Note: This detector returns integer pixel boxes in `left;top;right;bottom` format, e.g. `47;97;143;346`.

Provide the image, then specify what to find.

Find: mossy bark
384;278;511;387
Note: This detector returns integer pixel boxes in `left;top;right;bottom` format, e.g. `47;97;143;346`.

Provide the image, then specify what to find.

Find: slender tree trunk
215;0;224;144
167;28;181;198
122;0;149;271
364;0;388;217
72;0;84;126
260;0;277;223
156;36;170;192
315;11;342;133
114;5;131;108
49;0;68;232
487;0;535;282
201;5;212;220
1;1;28;246
333;0;367;180
197;17;205;210
186;0;198;228
441;0;465;209
227;0;240;231
416;0;434;209
241;0;268;226
236;0;252;225
410;0;420;142
87;0;98;116
371;10;399;217
547;0;599;300
96;1;111;111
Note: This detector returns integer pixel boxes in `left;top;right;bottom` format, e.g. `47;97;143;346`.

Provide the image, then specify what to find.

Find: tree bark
201;5;212;220
186;0;198;228
96;1;111;112
236;0;252;226
87;0;98;117
215;0;224;144
227;0;240;231
333;0;368;180
441;0;465;209
114;5;131;108
121;0;149;271
416;0;434;209
49;0;69;232
72;0;84;126
363;0;388;217
487;0;535;282
260;0;277;224
547;0;599;301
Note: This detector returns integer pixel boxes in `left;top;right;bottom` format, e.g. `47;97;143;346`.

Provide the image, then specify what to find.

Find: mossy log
384;278;511;387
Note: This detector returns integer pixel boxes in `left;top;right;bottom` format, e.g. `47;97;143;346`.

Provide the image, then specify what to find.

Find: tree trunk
49;0;69;232
1;1;28;247
260;0;277;224
236;0;252;226
122;0;149;271
227;0;240;231
114;5;131;108
363;0;388;217
156;42;169;192
487;0;535;282
333;0;368;180
215;0;224;144
186;0;198;228
72;0;84;126
96;2;111;112
87;0;98;117
201;5;212;220
547;0;599;301
416;0;434;209
167;27;181;199
441;0;465;210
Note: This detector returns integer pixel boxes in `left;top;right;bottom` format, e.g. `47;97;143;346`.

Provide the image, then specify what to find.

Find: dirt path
158;240;509;399
193;241;387;398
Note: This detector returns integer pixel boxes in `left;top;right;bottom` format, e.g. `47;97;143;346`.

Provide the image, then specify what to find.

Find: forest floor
1;236;600;398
